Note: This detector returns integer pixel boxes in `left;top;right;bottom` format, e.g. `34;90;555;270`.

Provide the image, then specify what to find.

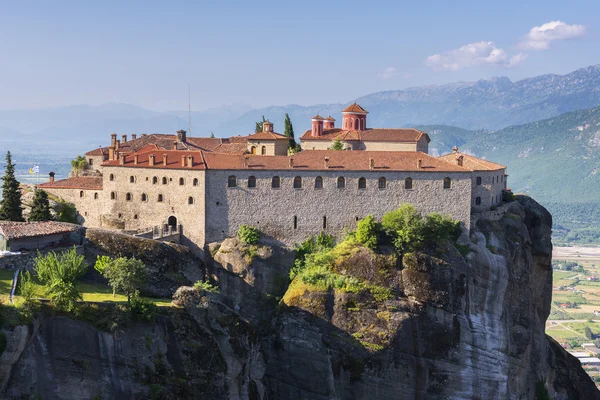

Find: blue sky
0;0;597;111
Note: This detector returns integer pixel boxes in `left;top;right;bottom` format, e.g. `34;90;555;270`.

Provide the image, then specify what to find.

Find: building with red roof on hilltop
39;103;509;257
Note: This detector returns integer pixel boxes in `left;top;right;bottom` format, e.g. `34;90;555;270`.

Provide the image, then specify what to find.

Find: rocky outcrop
2;196;598;399
84;228;204;297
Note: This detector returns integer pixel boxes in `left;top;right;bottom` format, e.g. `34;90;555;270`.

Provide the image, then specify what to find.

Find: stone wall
205;169;472;245
44;187;103;226
471;169;507;211
248;140;288;156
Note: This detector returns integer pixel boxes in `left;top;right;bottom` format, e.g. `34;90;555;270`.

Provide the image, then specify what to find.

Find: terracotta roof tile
300;128;428;143
311;115;325;120
102;150;207;170
38;176;103;190
324;115;336;121
85;147;108;156
438;152;506;171
245;131;289;140
342;103;368;113
203;150;467;172
0;221;82;240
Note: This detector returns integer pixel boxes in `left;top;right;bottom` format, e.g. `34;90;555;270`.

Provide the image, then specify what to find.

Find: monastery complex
39;103;508;255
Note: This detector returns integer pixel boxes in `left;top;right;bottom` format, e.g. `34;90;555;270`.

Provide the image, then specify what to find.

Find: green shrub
356;215;378;249
193;280;220;293
56;201;78;224
130;295;157;322
19;271;37;303
237;224;260;245
315;231;335;248
93;255;113;274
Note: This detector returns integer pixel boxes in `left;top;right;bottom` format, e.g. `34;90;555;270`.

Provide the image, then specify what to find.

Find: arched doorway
167;216;177;231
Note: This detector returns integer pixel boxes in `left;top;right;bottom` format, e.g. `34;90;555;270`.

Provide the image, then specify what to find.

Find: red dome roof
341;103;368;113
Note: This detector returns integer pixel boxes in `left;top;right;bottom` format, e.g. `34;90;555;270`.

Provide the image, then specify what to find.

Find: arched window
261;146;267;155
315;176;323;189
476;177;482;185
110;192;116;200
354;119;359;130
157;194;164;202
293;176;302;189
109;174;115;181
79;191;84;198
248;176;256;188
162;177;168;185
405;177;413;189
152;176;158;184
358;177;366;189
378;177;387;189
179;177;185;185
141;193;147;202
94;193;98;200
193;178;199;186
228;175;237;188
337;177;345;189
272;176;280;188
443;177;452;189
188;197;194;205
130;176;135;183
251;146;257;154
126;193;132;201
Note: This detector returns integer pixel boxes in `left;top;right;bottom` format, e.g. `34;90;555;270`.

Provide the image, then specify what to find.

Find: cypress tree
255;115;266;133
29;189;52;221
284;113;299;151
0;151;24;221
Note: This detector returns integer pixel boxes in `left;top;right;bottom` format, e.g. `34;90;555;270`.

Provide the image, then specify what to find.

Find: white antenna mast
188;82;192;135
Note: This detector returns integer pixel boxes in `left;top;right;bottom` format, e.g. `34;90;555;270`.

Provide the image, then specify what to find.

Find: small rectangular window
293;216;298;230
322;216;327;229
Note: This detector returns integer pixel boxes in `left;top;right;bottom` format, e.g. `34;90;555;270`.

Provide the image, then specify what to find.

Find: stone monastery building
39;103;507;255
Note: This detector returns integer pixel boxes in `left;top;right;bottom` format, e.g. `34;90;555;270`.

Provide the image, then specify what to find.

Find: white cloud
425;41;522;71
378;67;413;80
519;21;585;50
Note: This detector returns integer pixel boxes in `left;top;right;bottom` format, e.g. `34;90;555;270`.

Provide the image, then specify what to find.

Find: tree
381;204;424;255
97;256;147;304
0;151;24;222
585;326;593;340
284;113;299;151
420;213;461;244
29;189;52;221
329;139;344;151
34;247;88;311
356;215;378;250
70;155;88;176
255;115;267;133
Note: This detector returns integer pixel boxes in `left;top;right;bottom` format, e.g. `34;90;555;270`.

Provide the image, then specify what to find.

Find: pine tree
330;139;344;151
284;113;299;151
29;189;52;221
255;115;266;133
0;151;24;221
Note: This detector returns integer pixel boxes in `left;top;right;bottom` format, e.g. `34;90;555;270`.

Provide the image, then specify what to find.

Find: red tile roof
324;115;336;121
245;131;289;140
438;151;506;171
0;221;82;240
203;150;466;172
102;150;207;170
311;115;325;120
342;103;368;113
85;148;108;156
300;128;429;143
38;176;103;190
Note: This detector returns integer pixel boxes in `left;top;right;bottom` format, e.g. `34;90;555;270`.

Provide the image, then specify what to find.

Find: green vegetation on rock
237;224;261;245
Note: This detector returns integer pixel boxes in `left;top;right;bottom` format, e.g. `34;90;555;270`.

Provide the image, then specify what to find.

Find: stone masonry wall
205;169;472;246
43;187;103;226
472;169;507;211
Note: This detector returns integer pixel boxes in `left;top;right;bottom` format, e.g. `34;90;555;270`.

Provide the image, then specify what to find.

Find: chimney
417;159;422;169
289;158;294;168
131;134;137;140
109;147;115;161
181;155;186;167
311;115;324;137
369;158;374;169
263;120;273;132
49;172;55;183
243;155;249;168
177;129;187;143
122;134;127;143
120;155;126;165
149;154;155;166
187;155;193;167
134;154;139;165
173;141;178;150
457;155;464;167
162;154;168;165
452;146;458;153
115;140;120;151
111;133;117;147
324;157;329;168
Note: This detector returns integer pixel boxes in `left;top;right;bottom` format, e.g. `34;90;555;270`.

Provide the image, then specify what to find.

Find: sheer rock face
3;196;599;400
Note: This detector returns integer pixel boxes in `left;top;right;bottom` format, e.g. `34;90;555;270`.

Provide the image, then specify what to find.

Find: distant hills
416;106;600;240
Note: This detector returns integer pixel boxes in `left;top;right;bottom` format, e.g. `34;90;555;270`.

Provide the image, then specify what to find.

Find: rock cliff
1;196;598;399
